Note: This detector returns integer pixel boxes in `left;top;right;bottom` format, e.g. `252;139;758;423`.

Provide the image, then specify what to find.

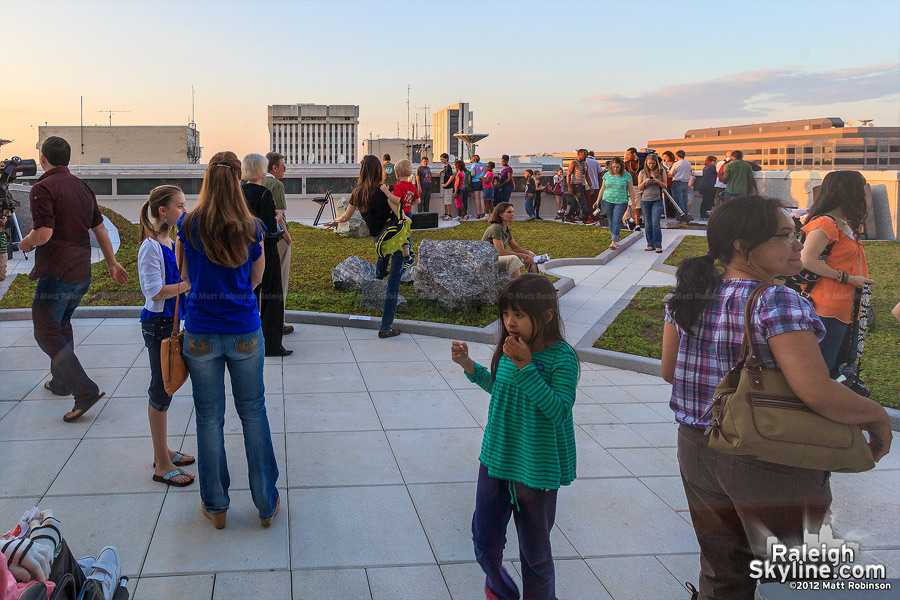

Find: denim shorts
471;180;483;192
141;316;176;411
483;186;494;201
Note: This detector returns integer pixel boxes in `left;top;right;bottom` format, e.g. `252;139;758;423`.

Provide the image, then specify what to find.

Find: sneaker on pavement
525;215;535;221
77;556;96;577
87;546;121;600
402;254;415;270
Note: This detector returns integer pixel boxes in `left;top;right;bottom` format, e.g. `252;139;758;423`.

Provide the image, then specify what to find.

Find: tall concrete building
37;125;201;165
431;102;472;161
649;118;900;171
268;104;359;165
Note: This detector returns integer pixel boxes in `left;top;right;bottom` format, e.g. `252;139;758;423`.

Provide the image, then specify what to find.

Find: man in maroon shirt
18;136;129;422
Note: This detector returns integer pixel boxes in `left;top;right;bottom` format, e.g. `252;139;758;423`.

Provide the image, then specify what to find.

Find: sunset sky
1;0;898;162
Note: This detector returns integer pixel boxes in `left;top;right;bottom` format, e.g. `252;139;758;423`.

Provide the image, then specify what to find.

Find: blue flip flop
152;469;194;487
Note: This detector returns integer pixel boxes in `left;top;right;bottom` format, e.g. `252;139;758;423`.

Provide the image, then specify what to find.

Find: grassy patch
597;236;900;409
2;209;611;328
664;235;708;267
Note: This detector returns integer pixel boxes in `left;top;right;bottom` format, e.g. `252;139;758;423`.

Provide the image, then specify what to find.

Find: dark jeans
533;190;542;217
819;316;857;378
671;181;691;223
495;184;512;206
472;463;558;600
571;184;588;219
700;187;716;216
255;239;284;354
32;275;99;407
418;189;432;213
677;425;831;600
141;316;175;411
374;248;403;333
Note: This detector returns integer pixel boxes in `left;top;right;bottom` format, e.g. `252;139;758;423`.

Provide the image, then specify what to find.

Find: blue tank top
140;242;185;322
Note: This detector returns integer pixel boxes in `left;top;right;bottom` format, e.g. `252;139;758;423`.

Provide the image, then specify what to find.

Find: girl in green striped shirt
452;274;578;600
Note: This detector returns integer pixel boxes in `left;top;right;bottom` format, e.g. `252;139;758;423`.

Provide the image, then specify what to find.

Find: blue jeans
374;248;404;333
603;201;628;242
641;199;664;249
495;184;511;206
723;191;749;201
671;181;691;222
472;463;558;600
141;316;175;411
818;316;857;378
183;328;279;519
31;275;99;407
524;194;535;217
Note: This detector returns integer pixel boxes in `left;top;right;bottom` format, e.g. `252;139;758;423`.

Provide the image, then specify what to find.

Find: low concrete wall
752;170;899;240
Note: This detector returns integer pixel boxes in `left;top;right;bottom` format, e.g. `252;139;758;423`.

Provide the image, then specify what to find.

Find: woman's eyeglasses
772;231;800;243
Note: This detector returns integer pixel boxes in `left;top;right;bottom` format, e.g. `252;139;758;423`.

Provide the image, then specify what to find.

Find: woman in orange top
800;171;874;377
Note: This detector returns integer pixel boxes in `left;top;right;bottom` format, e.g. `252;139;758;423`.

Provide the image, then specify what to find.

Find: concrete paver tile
556;478;699;556
283;362;367;394
283;392;382;432
628;422;678;447
281;339;356;364
286;323;349;341
22;366;131;401
0;439;79;497
366;565;452;600
287;431;403;488
47;492;165;577
371;390;479;430
0;397;108;441
573;403;620;425
431;360;481;390
586;555;686;600
581;424;655;449
387;428;483;484
608;447;680;477
601;369;657;386
0;345;55;371
133;575;214;600
604;402;670;424
143;488;289;575
580;386;640;405
640;476;689;512
290;485;433;568
342;326;383;340
350;337;422;362
69;343;143;369
113;367;191;398
830;471;900;550
80;324;143;345
515;559;613;600
655;553;701;591
292;568;371;600
620;384;672;404
213;571;291;600
0;402;13;421
414;337;493;362
576;371;615;386
452;389;490;428
575;428;633;479
358;361;449;392
0;369;47;400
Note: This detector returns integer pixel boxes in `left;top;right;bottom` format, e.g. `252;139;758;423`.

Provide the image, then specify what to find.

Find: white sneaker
525;215;536;221
463;214;470;221
87;546;121;600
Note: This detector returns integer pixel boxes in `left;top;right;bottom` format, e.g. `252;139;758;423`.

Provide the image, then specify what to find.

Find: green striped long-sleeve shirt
467;341;578;490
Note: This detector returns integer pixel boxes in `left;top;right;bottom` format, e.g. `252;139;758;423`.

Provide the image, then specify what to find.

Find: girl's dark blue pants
472;462;559;600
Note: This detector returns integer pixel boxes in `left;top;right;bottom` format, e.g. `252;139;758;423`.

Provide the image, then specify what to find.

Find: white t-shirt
714;160;727;188
671;158;693;183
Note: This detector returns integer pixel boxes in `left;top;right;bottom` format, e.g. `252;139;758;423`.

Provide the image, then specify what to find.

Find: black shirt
441;164;454;187
351;188;391;238
241;182;279;242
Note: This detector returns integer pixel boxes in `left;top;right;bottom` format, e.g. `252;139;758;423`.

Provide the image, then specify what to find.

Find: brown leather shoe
202;504;226;529
261;497;280;527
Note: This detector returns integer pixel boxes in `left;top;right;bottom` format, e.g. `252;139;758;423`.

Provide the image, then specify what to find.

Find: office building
648;118;900;170
37;125;201;165
361;137;432;163
432;102;473;160
268;104;359;165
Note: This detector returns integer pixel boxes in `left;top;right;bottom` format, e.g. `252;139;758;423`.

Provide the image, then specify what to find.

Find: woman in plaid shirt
660;196;892;600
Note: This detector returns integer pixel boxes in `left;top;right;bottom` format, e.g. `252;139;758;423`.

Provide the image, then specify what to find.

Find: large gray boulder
360;278;408;313
335;197;370;238
413;239;509;311
332;256;377;291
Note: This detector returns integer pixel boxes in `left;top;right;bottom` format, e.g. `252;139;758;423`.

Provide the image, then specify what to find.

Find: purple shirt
664;279;825;428
498;165;514;187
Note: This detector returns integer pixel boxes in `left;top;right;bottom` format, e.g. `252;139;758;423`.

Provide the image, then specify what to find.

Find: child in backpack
137;185;195;487
451;274;578;600
391;159;419;270
482;162;495;218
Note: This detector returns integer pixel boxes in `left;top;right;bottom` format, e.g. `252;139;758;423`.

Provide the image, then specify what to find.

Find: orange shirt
801;216;868;323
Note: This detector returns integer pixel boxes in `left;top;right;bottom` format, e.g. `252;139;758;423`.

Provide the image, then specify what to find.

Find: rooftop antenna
97;109;130;126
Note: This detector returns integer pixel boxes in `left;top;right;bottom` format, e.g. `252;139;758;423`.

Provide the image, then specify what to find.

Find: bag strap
739;283;773;368
172;242;184;337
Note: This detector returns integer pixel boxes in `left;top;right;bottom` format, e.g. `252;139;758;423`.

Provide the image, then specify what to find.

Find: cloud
584;64;900;119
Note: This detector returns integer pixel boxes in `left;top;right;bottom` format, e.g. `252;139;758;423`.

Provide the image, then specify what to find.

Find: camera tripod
4;211;27;261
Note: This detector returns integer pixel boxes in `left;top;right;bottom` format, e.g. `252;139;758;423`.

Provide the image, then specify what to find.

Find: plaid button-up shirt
665;279;825;428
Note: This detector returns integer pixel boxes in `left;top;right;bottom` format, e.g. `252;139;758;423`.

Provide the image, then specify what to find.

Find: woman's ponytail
140;185;182;243
668;254;722;334
138;200;156;243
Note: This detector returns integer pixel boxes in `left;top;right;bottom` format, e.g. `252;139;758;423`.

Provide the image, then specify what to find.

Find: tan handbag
704;283;875;473
160;244;188;396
